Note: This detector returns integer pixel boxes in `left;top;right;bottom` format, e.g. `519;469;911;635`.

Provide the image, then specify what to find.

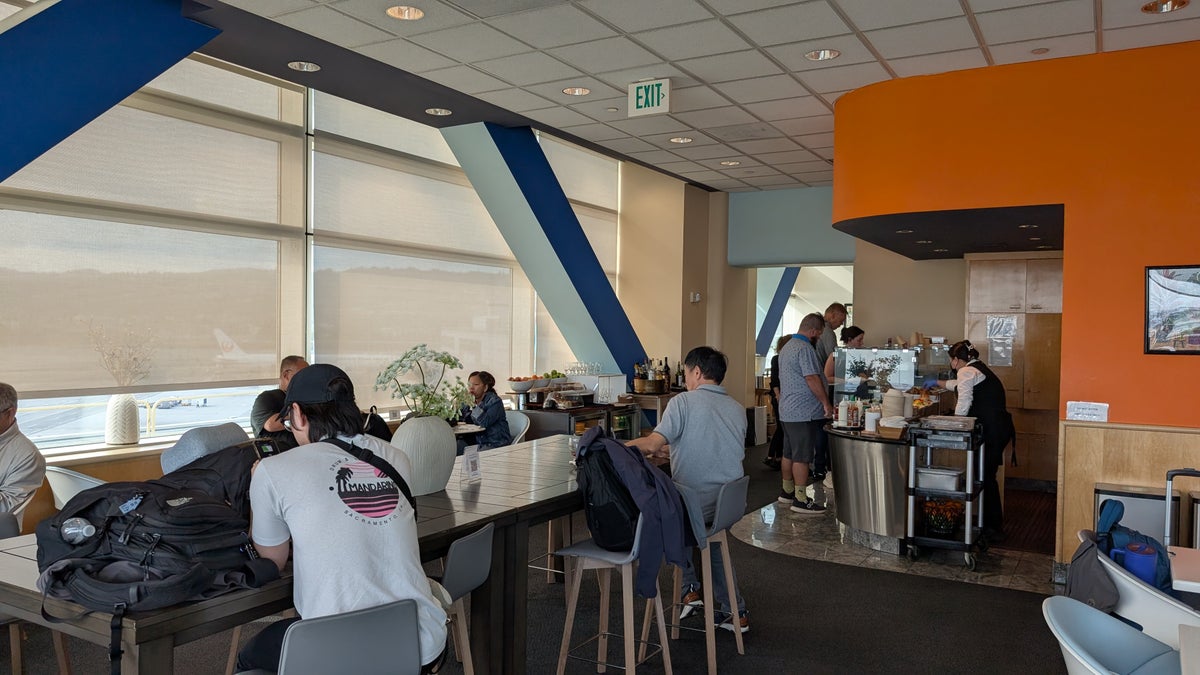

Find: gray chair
505;410;530;445
555;516;673;675
669;476;749;675
44;466;105;509
1042;595;1180;674
1077;529;1200;649
440;523;495;675
0;513;72;675
161;422;249;474
237;599;423;675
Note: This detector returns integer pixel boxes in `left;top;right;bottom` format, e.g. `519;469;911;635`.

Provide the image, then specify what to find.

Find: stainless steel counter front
828;427;910;540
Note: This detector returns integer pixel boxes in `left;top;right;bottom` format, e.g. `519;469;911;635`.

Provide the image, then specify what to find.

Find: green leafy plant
375;344;473;420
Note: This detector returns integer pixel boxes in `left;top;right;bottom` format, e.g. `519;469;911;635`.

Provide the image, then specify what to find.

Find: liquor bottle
676;362;684;388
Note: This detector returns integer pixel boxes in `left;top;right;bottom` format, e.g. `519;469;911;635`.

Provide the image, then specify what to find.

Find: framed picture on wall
1145;265;1200;354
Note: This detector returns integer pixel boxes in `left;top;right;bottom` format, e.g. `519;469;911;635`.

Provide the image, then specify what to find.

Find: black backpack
575;428;640;552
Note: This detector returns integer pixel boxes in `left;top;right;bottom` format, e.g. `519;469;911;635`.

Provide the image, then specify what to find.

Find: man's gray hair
0;383;17;412
799;313;825;332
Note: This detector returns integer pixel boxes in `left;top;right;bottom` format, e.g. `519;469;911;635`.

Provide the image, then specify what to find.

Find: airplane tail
213;328;247;358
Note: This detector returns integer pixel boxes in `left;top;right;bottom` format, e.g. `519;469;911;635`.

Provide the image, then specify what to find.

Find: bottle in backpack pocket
61;517;97;544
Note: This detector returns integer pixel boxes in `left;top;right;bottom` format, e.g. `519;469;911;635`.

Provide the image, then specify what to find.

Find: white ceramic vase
390;415;456;496
105;393;140;445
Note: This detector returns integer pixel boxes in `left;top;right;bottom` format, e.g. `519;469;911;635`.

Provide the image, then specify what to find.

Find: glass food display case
830;347;919;405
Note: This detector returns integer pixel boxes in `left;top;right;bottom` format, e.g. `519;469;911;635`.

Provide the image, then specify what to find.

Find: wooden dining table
0;435;582;674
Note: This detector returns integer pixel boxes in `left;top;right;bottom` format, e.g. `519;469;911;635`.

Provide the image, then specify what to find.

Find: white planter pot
390;415;456;496
105;393;140;445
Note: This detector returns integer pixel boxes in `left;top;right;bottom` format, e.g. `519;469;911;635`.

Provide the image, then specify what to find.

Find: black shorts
781;420;822;463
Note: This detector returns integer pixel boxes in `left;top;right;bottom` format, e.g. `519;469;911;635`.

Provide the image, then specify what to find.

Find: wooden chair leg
225;625;242;675
670;566;682;640
653;590;673;675
51;630;72;675
597;568;611;673
557;558;586;675
10;622;22;675
638;599;653;663
716;533;745;655
701;545;717;675
546;521;558;583
621;567;635;675
453;598;474;675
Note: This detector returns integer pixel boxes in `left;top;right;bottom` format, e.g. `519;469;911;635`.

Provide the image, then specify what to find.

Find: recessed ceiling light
385;5;425;20
669;137;693;144
896;228;914;234
720;160;741;166
1029;236;1043;241
916;240;933;244
1142;0;1188;13
562;87;590;96
424;107;452;116
804;48;841;61
933;248;949;253
1017;223;1038;229
605;106;620;112
1031;47;1050;55
287;61;321;73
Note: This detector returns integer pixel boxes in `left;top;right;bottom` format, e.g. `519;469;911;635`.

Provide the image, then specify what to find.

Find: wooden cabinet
967;312;1025;409
1024;313;1062;410
968;260;1027;312
1026;259;1063;313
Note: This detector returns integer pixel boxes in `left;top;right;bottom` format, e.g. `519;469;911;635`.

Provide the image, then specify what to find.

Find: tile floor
731;479;1060;595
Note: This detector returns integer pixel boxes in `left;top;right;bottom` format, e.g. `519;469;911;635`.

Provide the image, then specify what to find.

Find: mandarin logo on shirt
330;458;400;523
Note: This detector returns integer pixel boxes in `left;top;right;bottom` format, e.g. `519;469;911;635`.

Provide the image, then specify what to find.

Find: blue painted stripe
0;0;219;182
484;123;647;381
756;266;800;355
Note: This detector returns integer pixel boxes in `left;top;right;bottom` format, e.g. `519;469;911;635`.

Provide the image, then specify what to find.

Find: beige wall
681;185;710;352
852;240;966;343
704;192;755;407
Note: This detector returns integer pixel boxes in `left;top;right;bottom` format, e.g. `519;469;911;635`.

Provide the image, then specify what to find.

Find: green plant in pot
375;344;473;495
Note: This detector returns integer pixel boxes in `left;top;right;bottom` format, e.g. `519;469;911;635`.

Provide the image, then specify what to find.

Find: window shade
144;58;286;121
313;91;459;166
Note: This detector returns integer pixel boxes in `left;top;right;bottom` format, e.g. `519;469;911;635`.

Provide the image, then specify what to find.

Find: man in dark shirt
251;355;307;451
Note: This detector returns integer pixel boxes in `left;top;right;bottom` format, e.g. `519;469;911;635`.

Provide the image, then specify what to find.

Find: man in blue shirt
777;313;835;513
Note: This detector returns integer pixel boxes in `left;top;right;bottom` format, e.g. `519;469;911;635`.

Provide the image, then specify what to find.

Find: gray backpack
1065;536;1118;612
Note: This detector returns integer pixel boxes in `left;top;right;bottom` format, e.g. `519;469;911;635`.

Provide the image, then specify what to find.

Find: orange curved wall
833;41;1200;427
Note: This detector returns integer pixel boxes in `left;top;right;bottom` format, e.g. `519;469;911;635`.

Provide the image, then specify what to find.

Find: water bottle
61;517;96;544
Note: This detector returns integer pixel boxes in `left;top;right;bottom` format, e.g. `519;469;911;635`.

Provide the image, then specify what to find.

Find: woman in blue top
458;371;512;452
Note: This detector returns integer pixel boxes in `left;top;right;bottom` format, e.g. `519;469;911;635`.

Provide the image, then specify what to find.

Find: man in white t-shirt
237;364;447;673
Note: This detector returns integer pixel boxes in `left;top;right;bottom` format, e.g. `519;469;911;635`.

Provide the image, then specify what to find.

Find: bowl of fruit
545;369;568;384
507;375;539;392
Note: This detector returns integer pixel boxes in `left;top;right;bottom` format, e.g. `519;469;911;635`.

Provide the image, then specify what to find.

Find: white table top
1170;546;1200;593
1181;624;1200;675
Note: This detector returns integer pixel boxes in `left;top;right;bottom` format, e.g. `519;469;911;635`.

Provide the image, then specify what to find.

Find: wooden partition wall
1057;421;1200;563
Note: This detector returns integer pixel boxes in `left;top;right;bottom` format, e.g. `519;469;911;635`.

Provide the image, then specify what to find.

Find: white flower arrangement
375;344;473;420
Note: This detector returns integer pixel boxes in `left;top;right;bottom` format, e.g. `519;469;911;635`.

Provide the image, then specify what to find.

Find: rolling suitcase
1164;468;1200;547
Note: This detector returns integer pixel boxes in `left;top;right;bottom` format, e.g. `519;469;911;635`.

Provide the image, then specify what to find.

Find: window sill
42;428;251;468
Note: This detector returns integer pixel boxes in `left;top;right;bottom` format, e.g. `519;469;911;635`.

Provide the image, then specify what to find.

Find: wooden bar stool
555;516;672;675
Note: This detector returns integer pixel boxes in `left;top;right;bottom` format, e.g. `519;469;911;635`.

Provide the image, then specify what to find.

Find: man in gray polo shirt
778;313;836;514
628;346;749;634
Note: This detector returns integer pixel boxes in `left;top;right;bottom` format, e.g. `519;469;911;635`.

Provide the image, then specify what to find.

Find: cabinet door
966;312;1024;409
1023;313;1062;410
968;260;1027;312
1026;259;1063;313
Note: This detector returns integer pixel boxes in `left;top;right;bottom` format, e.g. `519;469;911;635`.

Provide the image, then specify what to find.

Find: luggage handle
1164;469;1200;548
1166;468;1200;481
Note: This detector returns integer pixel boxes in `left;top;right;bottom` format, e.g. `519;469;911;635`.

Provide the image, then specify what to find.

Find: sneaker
679;589;703;620
715;610;750;634
776;489;795;504
790;498;827;515
810;470;827;483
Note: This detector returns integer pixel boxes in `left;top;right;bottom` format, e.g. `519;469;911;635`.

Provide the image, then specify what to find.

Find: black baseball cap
280;363;355;416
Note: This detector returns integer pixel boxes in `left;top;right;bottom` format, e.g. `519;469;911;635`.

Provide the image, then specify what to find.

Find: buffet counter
827;426;910;553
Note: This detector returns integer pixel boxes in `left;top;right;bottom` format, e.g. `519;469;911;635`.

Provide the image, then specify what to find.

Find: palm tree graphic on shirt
334;461;399;518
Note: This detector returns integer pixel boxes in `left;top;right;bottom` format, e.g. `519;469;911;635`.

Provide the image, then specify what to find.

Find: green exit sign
627;78;670;117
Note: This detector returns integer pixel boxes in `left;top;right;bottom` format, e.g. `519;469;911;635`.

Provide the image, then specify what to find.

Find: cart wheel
907;545;920;561
977;537;989;553
964;553;976;571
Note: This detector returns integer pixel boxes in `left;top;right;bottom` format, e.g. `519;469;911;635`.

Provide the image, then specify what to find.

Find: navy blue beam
756;266;800;355
0;0;219;182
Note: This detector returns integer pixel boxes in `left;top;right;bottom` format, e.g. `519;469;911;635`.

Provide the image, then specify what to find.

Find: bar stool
667;476;749;675
555;516;672;675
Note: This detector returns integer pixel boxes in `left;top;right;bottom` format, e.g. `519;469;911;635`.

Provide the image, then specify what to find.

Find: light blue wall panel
727;187;855;266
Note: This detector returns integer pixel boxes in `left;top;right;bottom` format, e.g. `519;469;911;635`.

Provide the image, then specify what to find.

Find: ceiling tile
794;61;890;93
976;0;1094;44
601;137;659;153
724;165;780;178
488;5;617;48
989;33;1095;64
704;0;800;14
559;122;629;142
666;86;732;112
524;106;598;128
731;138;800;154
677;50;784;84
656;160;709;173
408;22;533;62
525;76;625;102
767;34;879;71
743;175;802;187
796;170;834;181
356;39;459;72
421;65;512;93
595;64;699;91
696;155;761;168
447;0;566;17
1102;0;1198;29
771;115;835;136
474;88;558;111
712;74;809;103
625;149;687;163
889;48;989;77
823;90;852;104
835;0;963;30
275;6;396;48
706;122;784;142
567;96;629;118
473;52;583;85
743;96;831;121
674;106;758;128
795;131;834;148
224;0;322;18
548;37;663;73
1104;16;1200;52
726;3;852;46
864;17;980;59
607;115;691;135
578;0;714;32
677;169;727;181
754;149;822;163
328;0;475;36
806;180;833;187
970;0;1059;11
705;178;754;190
670;143;740;160
813;147;835;159
776;160;833;173
634;20;753;60
641;131;720;148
